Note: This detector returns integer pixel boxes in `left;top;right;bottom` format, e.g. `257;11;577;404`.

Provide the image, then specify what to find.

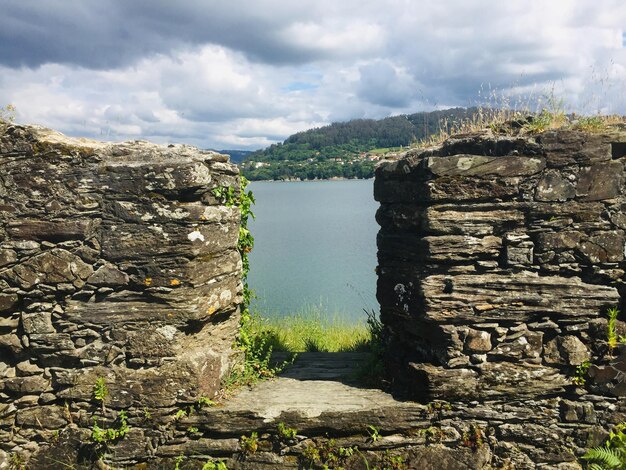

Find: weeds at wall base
582;422;626;469
352;310;387;387
212;177;295;392
572;306;624;388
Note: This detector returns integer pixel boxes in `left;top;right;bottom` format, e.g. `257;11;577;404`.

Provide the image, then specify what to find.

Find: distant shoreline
247;176;374;183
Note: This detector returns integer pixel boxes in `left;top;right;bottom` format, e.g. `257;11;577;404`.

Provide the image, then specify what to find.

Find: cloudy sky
1;1;625;150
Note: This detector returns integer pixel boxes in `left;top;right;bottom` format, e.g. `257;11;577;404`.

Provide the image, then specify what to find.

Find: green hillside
241;108;479;180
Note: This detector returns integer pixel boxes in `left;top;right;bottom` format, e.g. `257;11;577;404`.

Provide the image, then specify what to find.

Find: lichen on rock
0;123;243;466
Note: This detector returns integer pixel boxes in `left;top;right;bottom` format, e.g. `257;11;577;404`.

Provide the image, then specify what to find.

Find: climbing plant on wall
234;176;256;352
214;176;285;388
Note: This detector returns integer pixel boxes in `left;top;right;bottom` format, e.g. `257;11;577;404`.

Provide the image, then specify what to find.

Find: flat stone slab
167;353;494;470
272;351;369;381
186;352;427;436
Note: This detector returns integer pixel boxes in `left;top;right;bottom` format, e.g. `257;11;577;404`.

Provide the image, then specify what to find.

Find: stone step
182;352;426;438
271;351;370;381
155;352;492;469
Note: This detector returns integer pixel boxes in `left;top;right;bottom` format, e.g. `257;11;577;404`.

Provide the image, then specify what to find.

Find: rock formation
3;120;626;469
0;123;243;466
376;126;626;467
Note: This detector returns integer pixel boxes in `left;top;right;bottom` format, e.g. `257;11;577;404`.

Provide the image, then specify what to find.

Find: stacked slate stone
375;127;626;466
0;124;242;466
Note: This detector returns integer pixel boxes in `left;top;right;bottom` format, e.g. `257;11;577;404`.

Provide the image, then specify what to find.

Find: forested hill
241;107;479;181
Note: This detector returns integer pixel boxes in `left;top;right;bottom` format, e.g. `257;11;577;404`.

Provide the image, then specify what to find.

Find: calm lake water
247;179;379;323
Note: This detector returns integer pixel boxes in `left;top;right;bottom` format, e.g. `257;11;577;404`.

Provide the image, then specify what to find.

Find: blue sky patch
283;82;318;92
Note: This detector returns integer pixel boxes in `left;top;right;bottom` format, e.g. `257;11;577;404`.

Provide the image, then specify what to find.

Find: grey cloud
1;0;624;152
0;1;174;69
0;0;376;69
134;110;160;123
357;61;416;108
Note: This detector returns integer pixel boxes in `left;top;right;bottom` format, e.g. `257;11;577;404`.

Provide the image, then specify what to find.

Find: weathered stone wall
375;126;626;467
0;124;242;466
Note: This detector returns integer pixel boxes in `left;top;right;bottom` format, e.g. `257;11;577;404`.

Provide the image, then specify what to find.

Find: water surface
247;180;379;322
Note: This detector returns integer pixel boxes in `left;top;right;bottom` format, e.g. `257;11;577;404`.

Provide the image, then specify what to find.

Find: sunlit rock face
0;123;243;465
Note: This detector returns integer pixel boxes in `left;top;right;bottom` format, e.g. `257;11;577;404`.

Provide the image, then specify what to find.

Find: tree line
241;107;479;180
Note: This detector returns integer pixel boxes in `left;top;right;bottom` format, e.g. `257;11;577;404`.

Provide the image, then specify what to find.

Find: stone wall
375;126;626;467
0;124;243;466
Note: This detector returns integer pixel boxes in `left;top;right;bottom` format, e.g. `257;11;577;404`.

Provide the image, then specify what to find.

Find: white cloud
279;20;385;59
0;0;624;150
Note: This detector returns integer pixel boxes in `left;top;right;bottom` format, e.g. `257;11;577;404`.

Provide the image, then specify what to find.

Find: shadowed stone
465;329;492;353
535;170;576;201
376;128;626;466
576;161;623;201
86;263;129;287
0;293;18;313
2;249;93;289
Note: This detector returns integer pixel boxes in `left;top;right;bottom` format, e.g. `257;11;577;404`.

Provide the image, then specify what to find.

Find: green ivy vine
213;177;285;388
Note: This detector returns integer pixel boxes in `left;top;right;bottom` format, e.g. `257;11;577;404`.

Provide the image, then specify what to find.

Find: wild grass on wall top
0;103;16;132
403;83;625;154
415;105;624;152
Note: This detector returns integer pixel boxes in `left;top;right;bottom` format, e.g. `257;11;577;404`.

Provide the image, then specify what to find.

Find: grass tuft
408;84;625;152
249;306;372;353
